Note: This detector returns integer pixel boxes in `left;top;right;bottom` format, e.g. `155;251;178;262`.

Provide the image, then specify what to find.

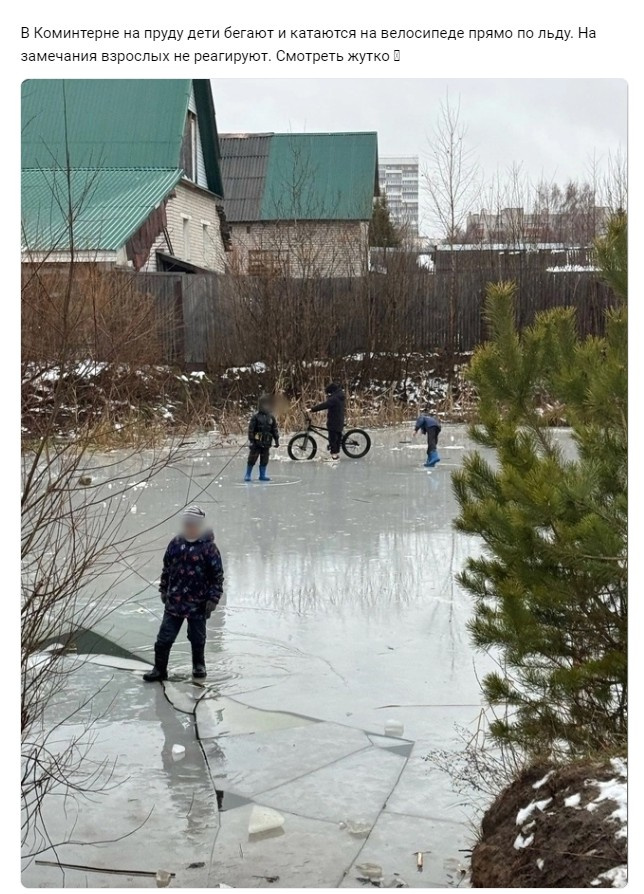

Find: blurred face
182;519;204;541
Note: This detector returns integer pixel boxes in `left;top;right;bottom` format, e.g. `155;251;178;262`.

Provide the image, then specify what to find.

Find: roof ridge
22;166;181;173
220;131;377;138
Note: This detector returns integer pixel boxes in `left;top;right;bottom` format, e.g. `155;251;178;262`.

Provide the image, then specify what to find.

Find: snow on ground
586;758;627;840
516;798;552;825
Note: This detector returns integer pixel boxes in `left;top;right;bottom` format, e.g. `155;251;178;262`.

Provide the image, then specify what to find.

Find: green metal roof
21;79;225;252
22;168;181;252
22;80;192;171
220;132;379;222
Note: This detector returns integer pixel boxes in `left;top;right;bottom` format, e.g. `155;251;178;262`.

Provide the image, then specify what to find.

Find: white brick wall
227;220;369;278
143;181;226;272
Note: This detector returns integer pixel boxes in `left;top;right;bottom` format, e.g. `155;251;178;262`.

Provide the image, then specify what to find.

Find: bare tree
423;93;480;245
423;93;480;393
601;146;628;213
20;123;212;864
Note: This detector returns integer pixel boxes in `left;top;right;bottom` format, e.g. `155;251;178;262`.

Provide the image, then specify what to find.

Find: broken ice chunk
248;805;285;835
357;863;383;881
384;719;404;737
171;744;186;760
155;870;172;887
345;819;372;837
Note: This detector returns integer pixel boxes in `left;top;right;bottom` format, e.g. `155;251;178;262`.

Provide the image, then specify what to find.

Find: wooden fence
128;268;615;369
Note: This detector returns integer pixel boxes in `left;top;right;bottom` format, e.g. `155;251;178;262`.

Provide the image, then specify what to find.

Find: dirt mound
471;758;627;888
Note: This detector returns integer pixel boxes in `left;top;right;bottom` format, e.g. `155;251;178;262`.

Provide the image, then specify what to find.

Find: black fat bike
287;415;371;461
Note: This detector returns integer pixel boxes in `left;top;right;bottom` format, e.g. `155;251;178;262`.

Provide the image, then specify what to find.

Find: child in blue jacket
143;505;224;683
413;413;442;468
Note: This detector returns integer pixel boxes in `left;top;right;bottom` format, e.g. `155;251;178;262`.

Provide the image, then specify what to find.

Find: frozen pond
24;424;555;887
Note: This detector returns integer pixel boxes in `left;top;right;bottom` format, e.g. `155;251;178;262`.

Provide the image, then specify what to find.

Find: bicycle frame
300;415;339;442
303;421;330;441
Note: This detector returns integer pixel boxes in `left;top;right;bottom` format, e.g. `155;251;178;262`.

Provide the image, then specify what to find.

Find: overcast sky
213;78;626;233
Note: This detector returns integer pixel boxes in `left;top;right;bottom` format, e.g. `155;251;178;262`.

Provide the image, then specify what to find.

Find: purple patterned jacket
160;530;224;619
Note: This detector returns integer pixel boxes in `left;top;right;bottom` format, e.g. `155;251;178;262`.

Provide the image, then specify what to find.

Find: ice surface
22;664;220;888
383;756;477;821
196;695;315;737
341;811;471;888
24;425;537;888
259;745;406;824
211;803;365;888
368;733;414;750
201;722;370;797
163;681;202;714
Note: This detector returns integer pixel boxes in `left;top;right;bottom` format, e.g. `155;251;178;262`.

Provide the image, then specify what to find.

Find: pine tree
453;215;627;757
369;197;401;248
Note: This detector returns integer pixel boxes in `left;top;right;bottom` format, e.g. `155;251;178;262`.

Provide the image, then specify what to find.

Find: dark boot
143;643;170;682
192;645;207;679
259;465;271;482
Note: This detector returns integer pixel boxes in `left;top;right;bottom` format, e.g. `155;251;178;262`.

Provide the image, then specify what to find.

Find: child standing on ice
143;506;224;683
245;394;280;481
413;413;442;467
309;383;346;460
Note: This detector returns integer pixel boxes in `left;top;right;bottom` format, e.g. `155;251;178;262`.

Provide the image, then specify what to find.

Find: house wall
188;86;208;189
142;181;226;272
227;220;369;278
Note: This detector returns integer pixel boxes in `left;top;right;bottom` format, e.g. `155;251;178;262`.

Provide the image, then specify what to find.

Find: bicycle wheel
341;429;371;459
287;434;318;461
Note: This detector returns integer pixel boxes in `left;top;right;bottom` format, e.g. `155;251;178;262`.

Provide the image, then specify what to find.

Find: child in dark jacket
245;394;280;482
309;383;346;459
143;506;224;683
414;413;442;467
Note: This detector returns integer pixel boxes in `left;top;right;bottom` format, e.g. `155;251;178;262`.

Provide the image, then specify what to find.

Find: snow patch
516;798;552;825
590;866;627;888
513;832;534;850
532;771;554;790
564;793;581;808
585;758;627;839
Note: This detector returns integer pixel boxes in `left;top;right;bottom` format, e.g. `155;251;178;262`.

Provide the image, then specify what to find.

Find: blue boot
427;449;440;468
259;465;271;482
244;465;253;482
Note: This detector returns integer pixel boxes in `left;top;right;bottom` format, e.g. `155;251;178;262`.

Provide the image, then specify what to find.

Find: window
180;112;197;182
182;216;191;260
191;116;198;183
248;249;289;277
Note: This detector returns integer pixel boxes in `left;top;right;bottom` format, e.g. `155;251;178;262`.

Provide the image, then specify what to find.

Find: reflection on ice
24;425;527;887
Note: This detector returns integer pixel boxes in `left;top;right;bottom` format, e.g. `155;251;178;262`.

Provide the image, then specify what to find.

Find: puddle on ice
197;695;316;738
232;477;302;487
216;789;251;812
39;627;150;667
